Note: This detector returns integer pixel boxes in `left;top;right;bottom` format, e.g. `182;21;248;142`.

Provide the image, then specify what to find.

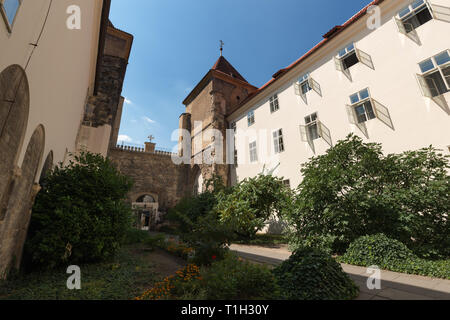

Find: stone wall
108;148;191;211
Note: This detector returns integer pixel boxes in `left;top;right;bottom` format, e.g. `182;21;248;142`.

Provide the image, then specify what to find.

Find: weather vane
148;135;155;142
220;40;224;56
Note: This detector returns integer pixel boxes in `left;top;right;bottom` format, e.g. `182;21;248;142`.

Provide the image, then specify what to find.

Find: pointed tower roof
211;56;248;83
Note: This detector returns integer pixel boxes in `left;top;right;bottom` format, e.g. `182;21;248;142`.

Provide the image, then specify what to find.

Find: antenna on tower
220;40;224;56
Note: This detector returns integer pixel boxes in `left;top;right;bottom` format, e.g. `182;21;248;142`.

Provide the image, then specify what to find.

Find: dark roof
212;56;248;83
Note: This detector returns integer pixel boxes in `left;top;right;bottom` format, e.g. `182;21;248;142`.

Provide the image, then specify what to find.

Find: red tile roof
228;0;385;116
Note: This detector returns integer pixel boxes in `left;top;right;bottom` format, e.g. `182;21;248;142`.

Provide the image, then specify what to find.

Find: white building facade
227;0;450;188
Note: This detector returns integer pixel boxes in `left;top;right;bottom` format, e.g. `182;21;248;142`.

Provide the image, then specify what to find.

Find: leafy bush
216;174;292;238
285;134;449;258
122;229;152;245
273;247;359;300
24;151;133;270
339;234;450;279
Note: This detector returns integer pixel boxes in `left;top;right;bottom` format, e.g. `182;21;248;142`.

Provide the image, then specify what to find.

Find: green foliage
339;234;450;279
216;174;292;238
122;229;152;245
166;176;235;265
273;247;359;300
0;245;157;300
24;151;133;270
178;254;280;300
285;134;450;258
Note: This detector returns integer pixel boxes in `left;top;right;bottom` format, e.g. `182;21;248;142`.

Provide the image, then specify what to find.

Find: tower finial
220;40;224;56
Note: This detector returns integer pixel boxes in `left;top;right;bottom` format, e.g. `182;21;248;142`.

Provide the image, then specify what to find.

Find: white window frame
273;129;285;154
304;112;320;141
349;88;376;124
247;110;255;127
249;141;258;163
1;0;22;33
397;0;433;24
269;94;280;113
417;50;450;97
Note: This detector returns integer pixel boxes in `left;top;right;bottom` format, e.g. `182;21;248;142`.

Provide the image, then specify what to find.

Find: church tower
180;55;257;193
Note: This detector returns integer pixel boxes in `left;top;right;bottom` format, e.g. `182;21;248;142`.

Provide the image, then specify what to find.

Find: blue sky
109;0;373;151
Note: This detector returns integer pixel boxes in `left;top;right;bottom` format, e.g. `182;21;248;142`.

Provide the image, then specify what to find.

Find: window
294;73;322;103
417;50;450;97
283;180;291;188
349;89;376;123
270;94;279;113
337;43;359;70
298;74;311;95
304;113;320;141
397;0;433;33
247;110;255;126
1;0;21;32
249;141;258;163
273;129;285;154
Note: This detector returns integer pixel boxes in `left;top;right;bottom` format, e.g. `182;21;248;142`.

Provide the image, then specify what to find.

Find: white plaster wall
229;0;450;188
0;0;103;180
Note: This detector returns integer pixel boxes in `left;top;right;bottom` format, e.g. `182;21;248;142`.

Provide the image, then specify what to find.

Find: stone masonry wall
108;148;190;211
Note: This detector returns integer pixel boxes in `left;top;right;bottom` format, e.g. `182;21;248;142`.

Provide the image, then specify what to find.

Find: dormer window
1;0;21;32
397;0;433;33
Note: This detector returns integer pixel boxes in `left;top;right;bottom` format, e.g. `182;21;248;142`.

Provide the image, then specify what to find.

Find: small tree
285;134;449;258
24;151;133;270
216;174;292;239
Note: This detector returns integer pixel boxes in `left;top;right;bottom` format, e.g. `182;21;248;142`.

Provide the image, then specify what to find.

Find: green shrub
273;247;359;300
122;229;151;245
216;174;292;239
285;134;449;257
143;234;166;250
338;234;416;267
24;151;133;270
339;234;450;279
189;254;279;300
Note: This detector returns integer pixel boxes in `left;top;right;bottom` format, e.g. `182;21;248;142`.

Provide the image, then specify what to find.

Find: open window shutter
318;121;333;147
334;56;344;72
356;49;374;70
372;99;394;130
345;105;357;124
294;83;301;96
394;16;407;35
308;77;322;96
416;73;435;98
429;3;450;22
346;105;368;138
299;125;308;142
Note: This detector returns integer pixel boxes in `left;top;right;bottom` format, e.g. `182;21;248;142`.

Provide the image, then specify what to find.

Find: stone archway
0;65;30;222
39;151;54;184
132;193;159;230
0;125;45;277
192;166;204;195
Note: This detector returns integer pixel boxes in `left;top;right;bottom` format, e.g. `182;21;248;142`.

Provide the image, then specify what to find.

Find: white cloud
117;134;133;143
124;98;133;105
143;116;156;124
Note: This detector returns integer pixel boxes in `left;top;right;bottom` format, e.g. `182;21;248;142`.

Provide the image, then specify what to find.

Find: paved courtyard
229;244;450;300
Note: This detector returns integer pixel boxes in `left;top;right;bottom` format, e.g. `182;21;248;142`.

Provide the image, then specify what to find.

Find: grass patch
233;234;287;246
0;245;158;300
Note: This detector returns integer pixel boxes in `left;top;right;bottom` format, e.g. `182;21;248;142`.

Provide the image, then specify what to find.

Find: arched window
136;194;156;203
